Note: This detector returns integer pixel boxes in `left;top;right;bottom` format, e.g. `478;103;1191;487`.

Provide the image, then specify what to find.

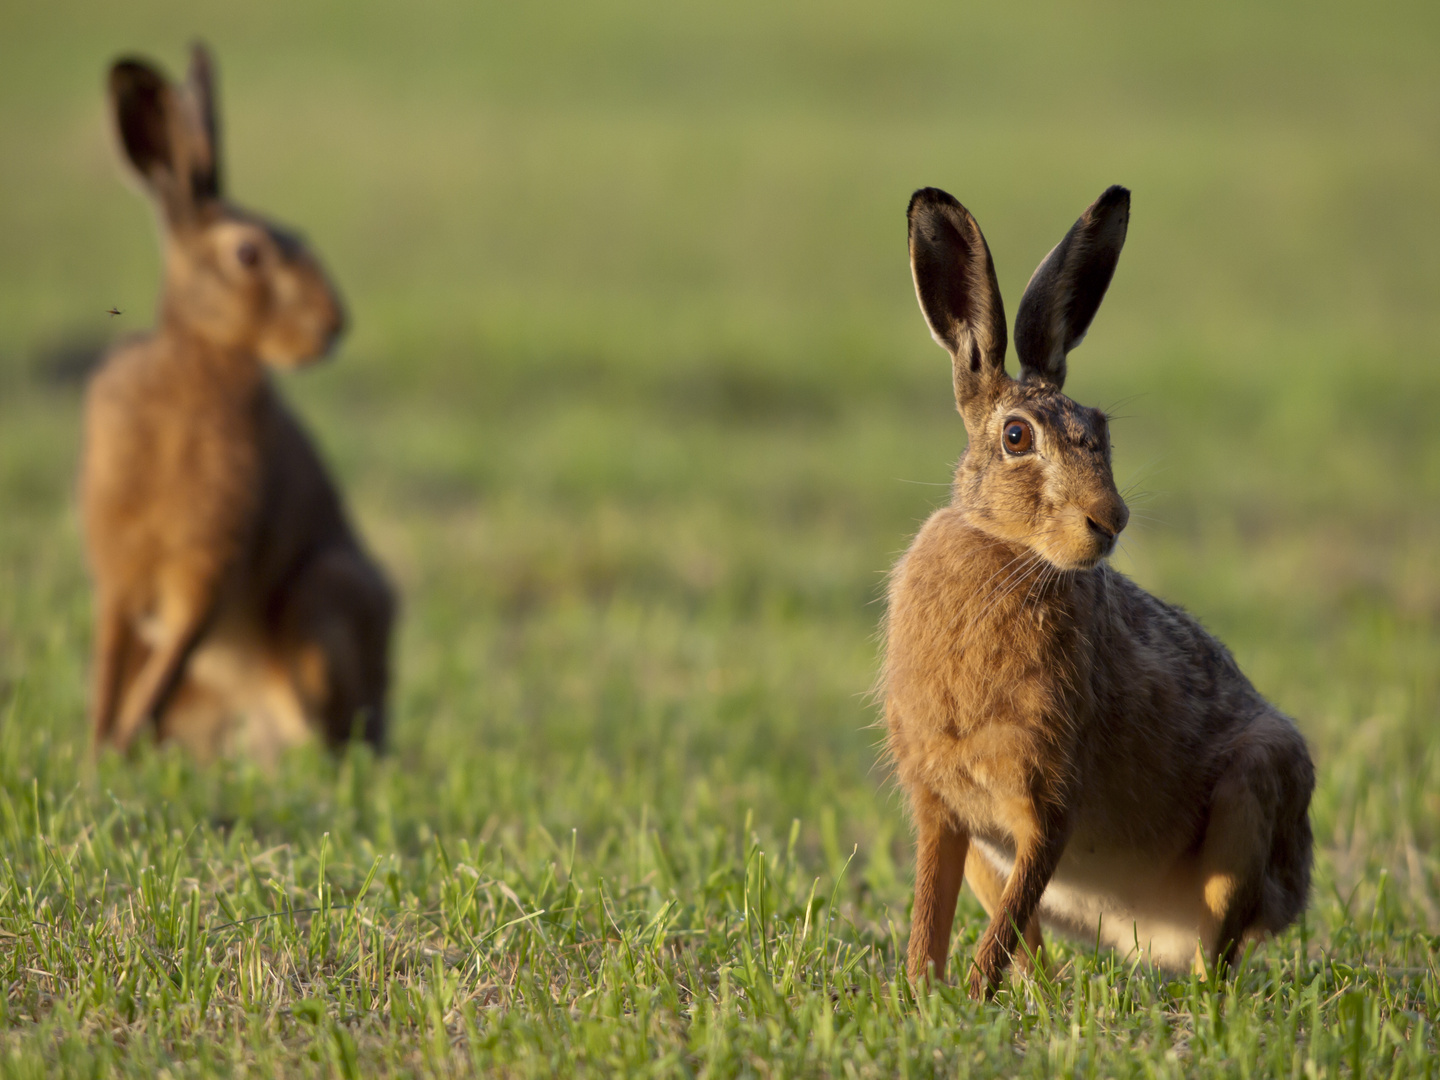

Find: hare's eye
236;241;261;269
1003;419;1034;455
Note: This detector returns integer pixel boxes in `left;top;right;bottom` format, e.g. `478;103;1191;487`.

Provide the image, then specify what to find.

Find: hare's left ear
1014;185;1129;389
185;42;222;200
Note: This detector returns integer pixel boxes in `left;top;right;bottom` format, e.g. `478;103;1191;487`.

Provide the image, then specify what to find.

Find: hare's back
1040;570;1271;842
247;390;371;585
1091;568;1270;739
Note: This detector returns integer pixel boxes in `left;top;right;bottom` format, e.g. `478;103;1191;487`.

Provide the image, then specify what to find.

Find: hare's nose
329;305;347;343
323;296;348;347
1085;501;1129;545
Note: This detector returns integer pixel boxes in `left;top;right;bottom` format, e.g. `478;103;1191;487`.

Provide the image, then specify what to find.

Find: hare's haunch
83;46;395;761
884;187;1313;999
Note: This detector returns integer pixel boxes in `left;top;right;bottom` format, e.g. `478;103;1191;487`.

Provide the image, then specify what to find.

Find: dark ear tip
189;40;215;70
908;186;961;218
1096;185;1131;212
109;57;163;88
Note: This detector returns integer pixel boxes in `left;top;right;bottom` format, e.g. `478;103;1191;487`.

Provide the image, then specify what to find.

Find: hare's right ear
908;188;1008;412
109;56;214;222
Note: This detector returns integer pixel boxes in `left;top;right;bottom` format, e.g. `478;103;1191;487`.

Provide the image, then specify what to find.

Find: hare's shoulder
85;335;164;413
86;335;252;426
82;338;170;494
892;507;998;589
890;508;1048;632
84;337;269;537
885;509;1042;693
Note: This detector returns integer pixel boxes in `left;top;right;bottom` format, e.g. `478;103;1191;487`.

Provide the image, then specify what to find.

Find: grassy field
2;0;1439;1074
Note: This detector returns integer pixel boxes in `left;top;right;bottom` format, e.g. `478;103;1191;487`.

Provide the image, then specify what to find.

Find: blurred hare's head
908;186;1132;571
109;45;346;366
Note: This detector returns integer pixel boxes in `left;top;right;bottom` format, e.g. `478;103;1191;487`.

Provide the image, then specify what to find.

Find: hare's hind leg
1195;816;1266;974
906;789;969;985
965;846;1046;976
1195;718;1305;974
154;675;230;761
280;548;394;749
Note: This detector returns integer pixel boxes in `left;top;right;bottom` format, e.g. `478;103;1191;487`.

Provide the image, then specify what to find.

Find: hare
82;45;395;761
883;185;1313;999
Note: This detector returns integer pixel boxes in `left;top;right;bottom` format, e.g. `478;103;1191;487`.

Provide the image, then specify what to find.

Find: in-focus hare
884;186;1313;999
83;45;395;760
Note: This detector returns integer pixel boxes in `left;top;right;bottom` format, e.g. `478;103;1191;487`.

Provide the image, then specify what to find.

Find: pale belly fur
970;838;1209;971
136;609;314;763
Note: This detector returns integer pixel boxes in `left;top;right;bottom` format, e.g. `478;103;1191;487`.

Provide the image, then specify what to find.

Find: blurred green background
1;0;1438;1071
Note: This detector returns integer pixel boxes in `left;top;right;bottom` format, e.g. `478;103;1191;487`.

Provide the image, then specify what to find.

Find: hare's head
908;186;1131;571
109;45;345;367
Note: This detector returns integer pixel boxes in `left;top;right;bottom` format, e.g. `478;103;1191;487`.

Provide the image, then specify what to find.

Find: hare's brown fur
83;46;394;760
885;187;1313;999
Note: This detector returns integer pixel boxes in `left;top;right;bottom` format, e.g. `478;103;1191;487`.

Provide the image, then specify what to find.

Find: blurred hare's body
83;46;394;760
884;186;1313;998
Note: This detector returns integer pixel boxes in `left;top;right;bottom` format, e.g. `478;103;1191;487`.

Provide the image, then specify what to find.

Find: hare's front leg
906;788;969;985
90;592;141;747
968;806;1069;1000
964;845;1046;976
109;575;219;752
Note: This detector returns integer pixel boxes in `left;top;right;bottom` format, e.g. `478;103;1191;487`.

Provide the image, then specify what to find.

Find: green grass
2;0;1440;1074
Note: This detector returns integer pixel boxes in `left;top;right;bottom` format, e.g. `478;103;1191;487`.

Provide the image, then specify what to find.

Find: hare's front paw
967;946;1004;1001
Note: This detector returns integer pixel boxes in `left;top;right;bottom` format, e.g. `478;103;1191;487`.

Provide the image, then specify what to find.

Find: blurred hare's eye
1003;419;1034;455
236;241;261;269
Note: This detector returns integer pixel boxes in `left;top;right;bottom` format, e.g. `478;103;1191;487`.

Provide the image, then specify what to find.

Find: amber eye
236;241;261;268
1003;419;1034;455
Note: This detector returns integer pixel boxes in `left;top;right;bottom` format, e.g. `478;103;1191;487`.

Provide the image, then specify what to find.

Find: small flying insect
107;307;123;317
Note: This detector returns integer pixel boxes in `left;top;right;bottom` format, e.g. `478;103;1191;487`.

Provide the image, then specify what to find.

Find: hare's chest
925;719;1059;835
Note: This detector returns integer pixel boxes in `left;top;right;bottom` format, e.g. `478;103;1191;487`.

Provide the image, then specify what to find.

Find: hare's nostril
1086;516;1115;542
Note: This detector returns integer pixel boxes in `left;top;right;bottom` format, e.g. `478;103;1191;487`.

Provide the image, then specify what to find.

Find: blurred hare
83;45;394;760
884;185;1313;999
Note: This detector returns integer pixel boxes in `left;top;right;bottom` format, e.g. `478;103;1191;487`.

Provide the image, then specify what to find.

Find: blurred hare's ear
185;42;222;199
110;59;176;190
1014;185;1130;389
108;54;216;222
907;188;1008;411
